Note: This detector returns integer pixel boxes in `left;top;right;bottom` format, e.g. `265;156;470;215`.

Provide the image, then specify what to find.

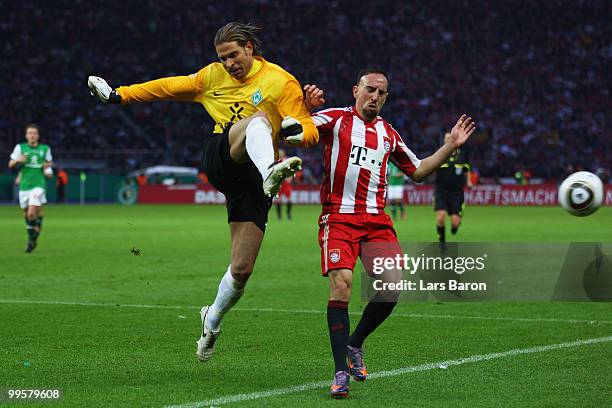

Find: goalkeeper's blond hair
214;22;263;56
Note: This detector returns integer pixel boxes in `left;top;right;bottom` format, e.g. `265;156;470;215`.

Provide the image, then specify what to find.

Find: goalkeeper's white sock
206;265;245;331
245;116;275;180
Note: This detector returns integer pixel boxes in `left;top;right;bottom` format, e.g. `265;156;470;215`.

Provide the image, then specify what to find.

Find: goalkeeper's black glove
280;116;304;145
87;76;121;104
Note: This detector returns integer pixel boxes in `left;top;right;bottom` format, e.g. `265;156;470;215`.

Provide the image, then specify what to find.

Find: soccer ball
558;171;603;217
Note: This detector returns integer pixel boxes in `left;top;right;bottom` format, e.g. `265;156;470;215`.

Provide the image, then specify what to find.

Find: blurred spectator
136;173;148;186
56;167;68;203
469;168;480;186
197;171;209;185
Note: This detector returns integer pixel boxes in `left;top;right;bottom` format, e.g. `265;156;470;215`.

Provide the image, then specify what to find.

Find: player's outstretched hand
88;76;121;104
303;84;325;112
446;114;476;148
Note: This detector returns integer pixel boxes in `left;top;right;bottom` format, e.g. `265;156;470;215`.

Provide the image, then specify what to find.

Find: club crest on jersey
329;249;341;264
383;140;391;152
383;135;392;152
251;89;263;106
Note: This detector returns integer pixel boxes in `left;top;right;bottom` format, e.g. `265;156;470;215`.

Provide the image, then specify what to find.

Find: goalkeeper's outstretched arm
88;68;206;104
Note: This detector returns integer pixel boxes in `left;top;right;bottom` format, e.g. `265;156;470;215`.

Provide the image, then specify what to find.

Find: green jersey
10;143;52;191
387;163;405;186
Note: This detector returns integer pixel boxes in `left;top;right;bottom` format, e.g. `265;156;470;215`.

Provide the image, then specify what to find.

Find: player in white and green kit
386;162;405;220
8;124;53;253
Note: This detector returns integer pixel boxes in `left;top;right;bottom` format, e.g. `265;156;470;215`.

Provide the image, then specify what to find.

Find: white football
558;171;603;216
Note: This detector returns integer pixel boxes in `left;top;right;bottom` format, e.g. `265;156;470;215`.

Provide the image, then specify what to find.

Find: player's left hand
88;76;121;104
281;116;304;145
303;84;325;112
446;114;476;148
43;163;54;177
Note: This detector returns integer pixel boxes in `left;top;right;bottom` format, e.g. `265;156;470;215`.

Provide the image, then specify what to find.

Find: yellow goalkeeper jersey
116;57;318;148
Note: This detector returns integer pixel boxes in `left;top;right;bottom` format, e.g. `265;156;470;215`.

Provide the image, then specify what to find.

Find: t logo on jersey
350;145;382;169
350;145;368;166
251;89;263;106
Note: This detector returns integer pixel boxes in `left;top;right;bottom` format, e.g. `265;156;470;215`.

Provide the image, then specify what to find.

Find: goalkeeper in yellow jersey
88;22;319;363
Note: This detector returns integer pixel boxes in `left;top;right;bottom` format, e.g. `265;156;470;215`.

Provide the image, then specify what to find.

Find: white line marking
398;312;612;325
165;335;612;407
0;299;611;325
0;299;191;310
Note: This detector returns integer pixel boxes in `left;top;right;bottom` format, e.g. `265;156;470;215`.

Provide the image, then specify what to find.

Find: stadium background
1;0;610;203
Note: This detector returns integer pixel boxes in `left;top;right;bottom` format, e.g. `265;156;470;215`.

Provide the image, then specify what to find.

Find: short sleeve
10;144;21;161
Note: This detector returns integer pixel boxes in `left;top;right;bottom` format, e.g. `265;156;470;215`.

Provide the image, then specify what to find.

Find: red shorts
318;213;401;276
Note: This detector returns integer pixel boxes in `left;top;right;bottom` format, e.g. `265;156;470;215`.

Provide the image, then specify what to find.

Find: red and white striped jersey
312;106;421;215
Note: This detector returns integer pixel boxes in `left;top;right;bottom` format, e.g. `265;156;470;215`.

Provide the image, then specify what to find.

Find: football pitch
1;204;611;407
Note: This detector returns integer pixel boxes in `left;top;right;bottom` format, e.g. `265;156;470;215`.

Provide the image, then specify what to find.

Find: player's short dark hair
25;123;39;132
214;22;263;56
356;69;389;86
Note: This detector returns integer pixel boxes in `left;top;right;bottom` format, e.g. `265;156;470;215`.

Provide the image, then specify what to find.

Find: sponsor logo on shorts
329;249;341;264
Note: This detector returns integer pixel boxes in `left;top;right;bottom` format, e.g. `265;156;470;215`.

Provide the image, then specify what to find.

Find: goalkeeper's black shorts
202;125;272;232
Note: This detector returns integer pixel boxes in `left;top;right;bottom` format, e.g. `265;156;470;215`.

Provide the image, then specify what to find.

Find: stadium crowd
1;0;609;182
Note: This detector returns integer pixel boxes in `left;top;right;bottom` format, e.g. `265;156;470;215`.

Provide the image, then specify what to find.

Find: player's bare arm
8;154;27;169
410;115;476;182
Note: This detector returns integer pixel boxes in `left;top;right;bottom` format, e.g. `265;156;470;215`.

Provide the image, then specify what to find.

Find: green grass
0;204;611;407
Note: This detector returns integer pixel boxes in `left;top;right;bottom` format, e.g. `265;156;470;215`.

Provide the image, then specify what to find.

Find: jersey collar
239;57;264;83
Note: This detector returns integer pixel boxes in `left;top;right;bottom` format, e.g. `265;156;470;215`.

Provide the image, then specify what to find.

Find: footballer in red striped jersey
312;107;420;216
303;70;476;398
